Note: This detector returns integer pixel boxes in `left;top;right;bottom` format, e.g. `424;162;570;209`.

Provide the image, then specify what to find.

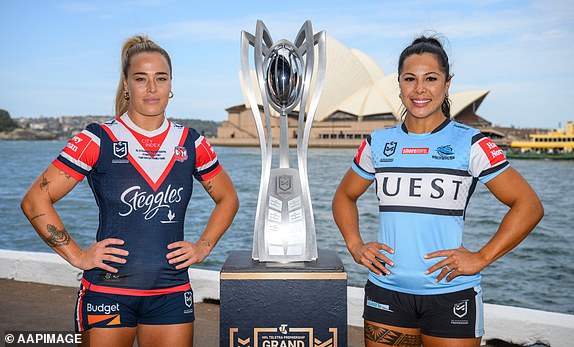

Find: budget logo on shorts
453;300;468;318
113;141;128;158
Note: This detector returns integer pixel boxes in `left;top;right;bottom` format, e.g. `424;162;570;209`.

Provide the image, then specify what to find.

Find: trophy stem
279;111;290;168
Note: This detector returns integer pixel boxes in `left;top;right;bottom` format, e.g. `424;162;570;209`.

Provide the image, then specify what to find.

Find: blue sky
1;0;572;128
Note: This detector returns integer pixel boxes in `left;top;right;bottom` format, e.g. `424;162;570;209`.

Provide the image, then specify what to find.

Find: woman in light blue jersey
332;35;543;347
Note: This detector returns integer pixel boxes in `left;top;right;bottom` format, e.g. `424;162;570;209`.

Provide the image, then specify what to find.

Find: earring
169;91;174;99
123;90;130;100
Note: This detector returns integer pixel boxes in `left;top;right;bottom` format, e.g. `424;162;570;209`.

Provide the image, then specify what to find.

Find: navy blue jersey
352;119;509;294
54;114;221;294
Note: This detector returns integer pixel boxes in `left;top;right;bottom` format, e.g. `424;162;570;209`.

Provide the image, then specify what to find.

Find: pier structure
1;249;572;346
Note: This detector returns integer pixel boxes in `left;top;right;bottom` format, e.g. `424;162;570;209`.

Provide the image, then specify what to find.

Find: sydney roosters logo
119;184;183;220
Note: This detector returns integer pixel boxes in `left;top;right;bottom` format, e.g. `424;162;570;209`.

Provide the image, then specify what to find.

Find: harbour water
1;140;573;315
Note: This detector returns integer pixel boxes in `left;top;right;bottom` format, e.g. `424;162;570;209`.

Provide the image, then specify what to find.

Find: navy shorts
75;280;195;332
363;280;484;338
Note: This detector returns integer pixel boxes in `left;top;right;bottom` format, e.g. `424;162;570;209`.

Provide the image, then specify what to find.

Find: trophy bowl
265;42;303;111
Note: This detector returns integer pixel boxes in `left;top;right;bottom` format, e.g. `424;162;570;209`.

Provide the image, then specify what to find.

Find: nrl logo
277;175;292;197
184;291;193;308
383;141;397;157
113;141;128;158
453;301;468;318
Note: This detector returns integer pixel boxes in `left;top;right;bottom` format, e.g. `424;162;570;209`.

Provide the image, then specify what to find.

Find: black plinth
220;249;348;347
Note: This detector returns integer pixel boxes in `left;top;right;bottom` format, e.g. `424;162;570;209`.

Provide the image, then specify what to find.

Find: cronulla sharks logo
433;145;455;160
119;184;183;221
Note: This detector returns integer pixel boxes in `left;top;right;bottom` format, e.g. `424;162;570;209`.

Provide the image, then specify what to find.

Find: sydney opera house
216;35;505;147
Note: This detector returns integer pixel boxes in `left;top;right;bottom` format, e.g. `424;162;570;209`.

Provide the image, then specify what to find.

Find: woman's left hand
424;246;489;282
166;240;211;270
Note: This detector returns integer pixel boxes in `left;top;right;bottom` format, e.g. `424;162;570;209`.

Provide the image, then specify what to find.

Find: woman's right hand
350;242;394;276
72;238;128;273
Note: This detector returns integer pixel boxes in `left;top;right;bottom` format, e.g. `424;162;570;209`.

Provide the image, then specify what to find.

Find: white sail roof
241;34;489;121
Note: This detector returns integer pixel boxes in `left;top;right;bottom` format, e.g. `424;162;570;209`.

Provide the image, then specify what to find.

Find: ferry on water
507;121;574;160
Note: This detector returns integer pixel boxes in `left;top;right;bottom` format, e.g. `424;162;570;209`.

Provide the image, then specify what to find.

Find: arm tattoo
30;213;47;222
58;170;72;180
41;224;71;248
365;322;421;346
39;171;54;202
203;180;215;195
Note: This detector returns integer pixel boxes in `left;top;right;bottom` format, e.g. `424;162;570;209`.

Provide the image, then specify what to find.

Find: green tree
0;109;18;132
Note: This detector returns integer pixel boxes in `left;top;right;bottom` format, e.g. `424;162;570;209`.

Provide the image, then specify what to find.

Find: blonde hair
114;35;172;117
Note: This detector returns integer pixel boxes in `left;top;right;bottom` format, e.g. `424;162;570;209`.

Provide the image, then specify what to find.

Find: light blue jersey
352;119;509;294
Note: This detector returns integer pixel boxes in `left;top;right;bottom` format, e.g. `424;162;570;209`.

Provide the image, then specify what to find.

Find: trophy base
220;249;348;346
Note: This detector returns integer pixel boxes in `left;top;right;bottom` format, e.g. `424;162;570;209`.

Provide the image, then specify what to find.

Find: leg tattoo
365;322;421;346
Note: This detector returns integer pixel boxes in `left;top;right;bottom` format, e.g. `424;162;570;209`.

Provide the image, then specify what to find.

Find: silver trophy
241;20;326;262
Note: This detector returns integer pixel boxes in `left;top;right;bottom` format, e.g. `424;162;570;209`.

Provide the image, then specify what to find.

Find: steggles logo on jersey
433;145;455;160
119;184;183;220
113;141;128;158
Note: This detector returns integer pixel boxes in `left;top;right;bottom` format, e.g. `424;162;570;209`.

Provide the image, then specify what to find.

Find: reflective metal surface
241;20;326;262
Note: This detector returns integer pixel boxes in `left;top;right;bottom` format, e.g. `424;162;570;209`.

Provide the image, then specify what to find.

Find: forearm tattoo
30;213;46;222
365;322;421;346
41;224;71;248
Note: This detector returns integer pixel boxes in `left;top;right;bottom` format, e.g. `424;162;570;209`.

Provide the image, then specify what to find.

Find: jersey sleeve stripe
52;158;86;181
196;158;218;173
198;163;222;181
478;161;509;178
471;132;486;144
59;151;94;172
352;161;374;180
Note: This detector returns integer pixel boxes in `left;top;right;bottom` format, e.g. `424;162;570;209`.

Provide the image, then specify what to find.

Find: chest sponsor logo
433;145;455;160
402;147;429;155
119;184;184;220
376;173;469;209
113;141;128;158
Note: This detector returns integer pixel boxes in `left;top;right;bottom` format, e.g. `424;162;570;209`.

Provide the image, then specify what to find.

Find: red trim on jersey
202;165;222;181
81;278;191;296
355;139;368;161
100;124;188;191
117;117;170;159
195;137;222;180
478;138;506;166
52;159;85;181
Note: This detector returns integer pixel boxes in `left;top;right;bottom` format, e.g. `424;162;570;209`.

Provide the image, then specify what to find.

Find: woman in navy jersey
332;35;543;347
21;35;239;347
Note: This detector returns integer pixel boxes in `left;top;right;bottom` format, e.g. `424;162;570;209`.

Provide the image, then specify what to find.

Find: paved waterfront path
0;279;364;347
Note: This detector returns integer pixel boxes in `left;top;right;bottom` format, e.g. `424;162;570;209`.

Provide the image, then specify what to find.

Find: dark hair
115;35;172;117
398;35;452;118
